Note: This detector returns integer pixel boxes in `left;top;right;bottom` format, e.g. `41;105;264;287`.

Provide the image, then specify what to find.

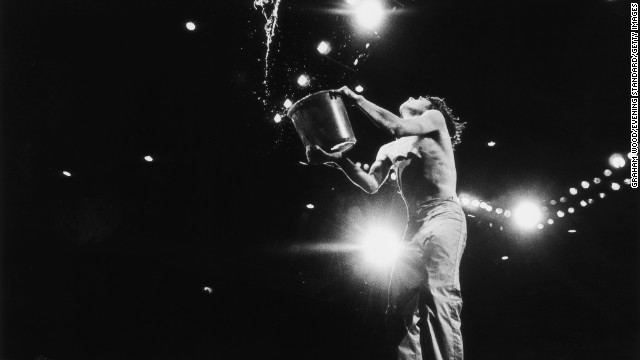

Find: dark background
2;0;639;359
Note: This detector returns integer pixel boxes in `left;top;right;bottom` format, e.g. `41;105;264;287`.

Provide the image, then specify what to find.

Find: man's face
399;96;432;118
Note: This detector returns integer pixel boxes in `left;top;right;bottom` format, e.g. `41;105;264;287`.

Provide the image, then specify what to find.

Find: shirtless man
306;86;467;360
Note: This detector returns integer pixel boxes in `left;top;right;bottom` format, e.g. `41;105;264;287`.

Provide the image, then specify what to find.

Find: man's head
399;95;466;148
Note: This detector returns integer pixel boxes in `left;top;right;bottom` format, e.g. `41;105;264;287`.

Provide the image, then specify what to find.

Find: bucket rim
286;90;337;118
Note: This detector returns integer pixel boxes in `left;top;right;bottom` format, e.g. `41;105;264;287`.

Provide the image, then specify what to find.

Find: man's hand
306;145;343;165
330;86;363;106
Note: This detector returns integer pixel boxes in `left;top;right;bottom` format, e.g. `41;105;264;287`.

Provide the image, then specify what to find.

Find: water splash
254;0;282;103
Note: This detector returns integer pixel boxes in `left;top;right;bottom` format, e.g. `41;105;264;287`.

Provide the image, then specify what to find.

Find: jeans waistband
409;196;462;220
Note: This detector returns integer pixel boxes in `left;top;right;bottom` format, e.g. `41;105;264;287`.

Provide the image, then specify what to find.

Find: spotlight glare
488;141;496;147
559;197;567;203
354;0;385;30
513;201;543;229
496;208;503;214
568;229;577;233
284;99;293;108
306;204;315;209
144;155;154;162
390;172;397;180
480;201;488;209
557;211;565;218
599;192;606;198
485;205;493;212
581;181;590;189
355;85;364;93
580;200;587;207
203;286;212;293
568;207;575;213
501;256;509;260
611;182;621;190
547;219;554;225
588;198;594;204
609;153;626;168
274;114;282;123
186;22;196;31
297;74;310;87
504;210;511;217
361;226;402;266
537;224;544;229
624;178;631;185
317;41;331;55
604;169;612;176
62;171;72;177
460;197;470;206
471;199;480;208
628;152;634;159
549;200;557;205
569;187;578;195
593;177;601;184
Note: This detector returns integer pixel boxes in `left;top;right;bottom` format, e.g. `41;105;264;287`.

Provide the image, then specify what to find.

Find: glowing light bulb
604;169;612;176
513;201;543;229
306;204;315;209
569;188;578;195
144;156;153;162
390;172;397;180
581;181;589;189
186;22;196;31
62;171;71;177
274;114;282;123
284;99;293;108
611;182;621;190
557;211;565;218
501;256;509;260
547;219;554;225
487;141;496;147
297;74;310;87
593;177;601;184
317;41;331;55
580;200;587;207
471;199;480;208
355;1;385;30
568;207;575;213
496;208;503;214
355;85;364;93
609;153;625;168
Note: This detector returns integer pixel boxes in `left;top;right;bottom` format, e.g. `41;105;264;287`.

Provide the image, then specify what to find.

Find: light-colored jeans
386;197;467;360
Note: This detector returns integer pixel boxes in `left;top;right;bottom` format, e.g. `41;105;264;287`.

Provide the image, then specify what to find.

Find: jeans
386;197;467;360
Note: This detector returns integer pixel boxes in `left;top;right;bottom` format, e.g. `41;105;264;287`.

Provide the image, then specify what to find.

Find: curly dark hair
424;96;466;148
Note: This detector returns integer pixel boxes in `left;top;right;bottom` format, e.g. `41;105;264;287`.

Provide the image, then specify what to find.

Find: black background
2;0;639;359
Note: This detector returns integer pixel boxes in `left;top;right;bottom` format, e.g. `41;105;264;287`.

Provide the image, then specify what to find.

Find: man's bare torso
381;130;457;212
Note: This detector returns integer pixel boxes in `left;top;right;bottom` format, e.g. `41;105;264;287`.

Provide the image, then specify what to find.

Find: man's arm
335;86;446;138
306;145;392;194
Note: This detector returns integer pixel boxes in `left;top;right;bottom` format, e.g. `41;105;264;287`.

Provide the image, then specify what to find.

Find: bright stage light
611;182;621;190
624;178;631;185
549;200;557;205
390;172;397;180
599;192;606;198
568;207;575;213
144;155;154;162
496;208;503;214
297;74;310;87
513;201;543;230
354;0;385;30
62;171;71;177
569;187;578;195
580;200;587;207
284;99;293;108
547;219;554;225
460;197;470;206
559;197;567;203
363;163;370;171
306;204;315;209
485;205;493;212
488;141;496;147
471;199;480;208
355;85;364;93
609;153;626;168
604;169;612;176
537;224;544;230
557;210;565;217
593;177;601;184
581;181;590;189
361;226;402;266
186;22;196;31
568;229;576;233
629;152;634;159
588;198;594;204
501;256;509;260
317;41;331;55
480;202;488;209
504;210;511;217
274;114;282;123
203;286;212;294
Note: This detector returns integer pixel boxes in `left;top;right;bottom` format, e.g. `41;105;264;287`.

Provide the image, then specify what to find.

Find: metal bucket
287;90;356;153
